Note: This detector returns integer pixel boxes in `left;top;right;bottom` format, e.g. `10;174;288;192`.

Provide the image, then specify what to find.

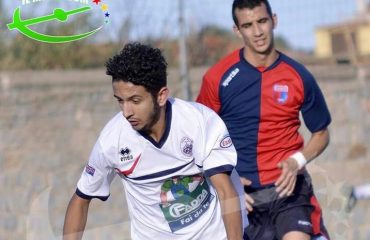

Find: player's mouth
255;38;266;46
129;120;139;127
126;117;140;127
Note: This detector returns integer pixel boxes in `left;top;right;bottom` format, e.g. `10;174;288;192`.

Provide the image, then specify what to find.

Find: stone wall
0;66;369;239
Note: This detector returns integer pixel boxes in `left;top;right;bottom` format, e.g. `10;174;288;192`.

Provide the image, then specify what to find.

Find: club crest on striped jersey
180;137;193;157
120;147;133;161
273;84;289;104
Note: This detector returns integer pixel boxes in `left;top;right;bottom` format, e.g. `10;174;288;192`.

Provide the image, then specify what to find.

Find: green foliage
186;26;292;66
0;15;292;69
0;0;8;63
188;26;236;66
275;35;291;50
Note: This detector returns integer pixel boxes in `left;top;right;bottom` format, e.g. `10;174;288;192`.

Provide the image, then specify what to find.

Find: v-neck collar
139;100;172;149
239;48;282;72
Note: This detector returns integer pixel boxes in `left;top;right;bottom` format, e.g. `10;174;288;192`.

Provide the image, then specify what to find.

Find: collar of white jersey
138;100;172;148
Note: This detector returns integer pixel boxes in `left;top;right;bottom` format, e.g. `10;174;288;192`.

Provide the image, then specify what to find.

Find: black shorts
243;174;330;240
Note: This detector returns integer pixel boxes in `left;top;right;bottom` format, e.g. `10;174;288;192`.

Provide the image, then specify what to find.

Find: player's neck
148;106;167;142
243;47;279;68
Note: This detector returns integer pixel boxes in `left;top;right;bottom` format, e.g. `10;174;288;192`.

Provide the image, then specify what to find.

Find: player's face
233;3;277;55
112;81;167;132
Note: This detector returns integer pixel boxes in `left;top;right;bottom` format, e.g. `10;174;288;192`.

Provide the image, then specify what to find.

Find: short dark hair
232;0;273;26
106;42;167;97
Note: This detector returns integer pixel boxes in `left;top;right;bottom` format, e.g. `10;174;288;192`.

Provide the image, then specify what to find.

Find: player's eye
258;18;268;23
241;23;252;28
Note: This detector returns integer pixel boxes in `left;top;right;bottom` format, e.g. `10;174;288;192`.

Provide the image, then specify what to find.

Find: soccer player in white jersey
63;42;246;240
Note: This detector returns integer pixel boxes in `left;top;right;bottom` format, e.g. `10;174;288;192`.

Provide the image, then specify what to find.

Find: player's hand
240;177;254;212
275;158;299;198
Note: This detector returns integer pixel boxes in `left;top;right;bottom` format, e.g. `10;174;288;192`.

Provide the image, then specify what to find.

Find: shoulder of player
97;112;133;147
278;52;315;80
204;48;241;81
92;112;141;165
171;98;218;122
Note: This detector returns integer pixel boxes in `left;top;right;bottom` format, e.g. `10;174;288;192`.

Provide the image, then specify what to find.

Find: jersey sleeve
76;140;116;201
194;107;237;177
301;71;331;132
196;73;221;113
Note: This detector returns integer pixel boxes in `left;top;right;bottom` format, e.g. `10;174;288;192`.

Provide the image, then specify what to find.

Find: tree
187;26;239;66
0;0;8;64
275;35;291;50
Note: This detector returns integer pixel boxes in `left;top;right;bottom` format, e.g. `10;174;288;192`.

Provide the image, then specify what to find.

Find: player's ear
157;87;169;107
233;25;242;38
272;13;277;29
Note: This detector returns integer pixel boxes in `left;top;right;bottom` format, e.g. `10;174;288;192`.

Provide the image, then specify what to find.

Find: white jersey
77;98;247;239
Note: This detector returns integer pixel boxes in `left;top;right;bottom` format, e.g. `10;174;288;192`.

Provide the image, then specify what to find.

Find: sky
270;0;358;51
1;0;364;51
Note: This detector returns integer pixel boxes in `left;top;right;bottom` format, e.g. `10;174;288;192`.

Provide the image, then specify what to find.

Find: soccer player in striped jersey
197;1;331;239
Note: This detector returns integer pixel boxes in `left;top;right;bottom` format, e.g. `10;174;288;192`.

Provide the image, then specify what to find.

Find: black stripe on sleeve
204;164;234;178
76;188;109;201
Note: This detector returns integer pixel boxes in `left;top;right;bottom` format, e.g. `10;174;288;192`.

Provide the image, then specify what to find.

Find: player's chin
254;45;269;54
130;123;142;131
134;123;150;132
132;126;143;131
254;42;272;53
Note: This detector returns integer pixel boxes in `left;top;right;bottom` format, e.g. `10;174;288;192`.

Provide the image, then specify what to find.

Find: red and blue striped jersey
197;48;331;188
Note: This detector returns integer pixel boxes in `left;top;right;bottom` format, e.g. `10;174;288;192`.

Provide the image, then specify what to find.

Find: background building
315;0;370;64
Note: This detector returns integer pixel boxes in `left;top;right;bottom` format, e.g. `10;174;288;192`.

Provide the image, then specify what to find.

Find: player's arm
63;193;91;240
209;172;243;240
301;128;330;163
276;68;331;198
276;128;330;197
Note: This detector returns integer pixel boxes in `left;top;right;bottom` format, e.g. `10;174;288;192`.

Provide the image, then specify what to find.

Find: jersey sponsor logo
119;147;133;161
180;137;193;157
159;175;214;232
116;154;141;176
273;83;289;104
85;164;95;176
220;135;233;148
222;68;239;87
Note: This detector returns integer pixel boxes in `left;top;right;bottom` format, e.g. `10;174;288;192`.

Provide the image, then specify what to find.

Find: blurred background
1;0;370;239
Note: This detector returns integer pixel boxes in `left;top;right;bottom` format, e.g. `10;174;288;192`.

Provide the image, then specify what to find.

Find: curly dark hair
105;42;167;97
232;0;273;26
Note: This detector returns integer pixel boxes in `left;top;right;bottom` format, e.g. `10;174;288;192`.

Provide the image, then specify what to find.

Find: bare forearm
63;194;90;240
275;129;330;197
210;173;243;240
302;128;330;163
219;192;243;240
